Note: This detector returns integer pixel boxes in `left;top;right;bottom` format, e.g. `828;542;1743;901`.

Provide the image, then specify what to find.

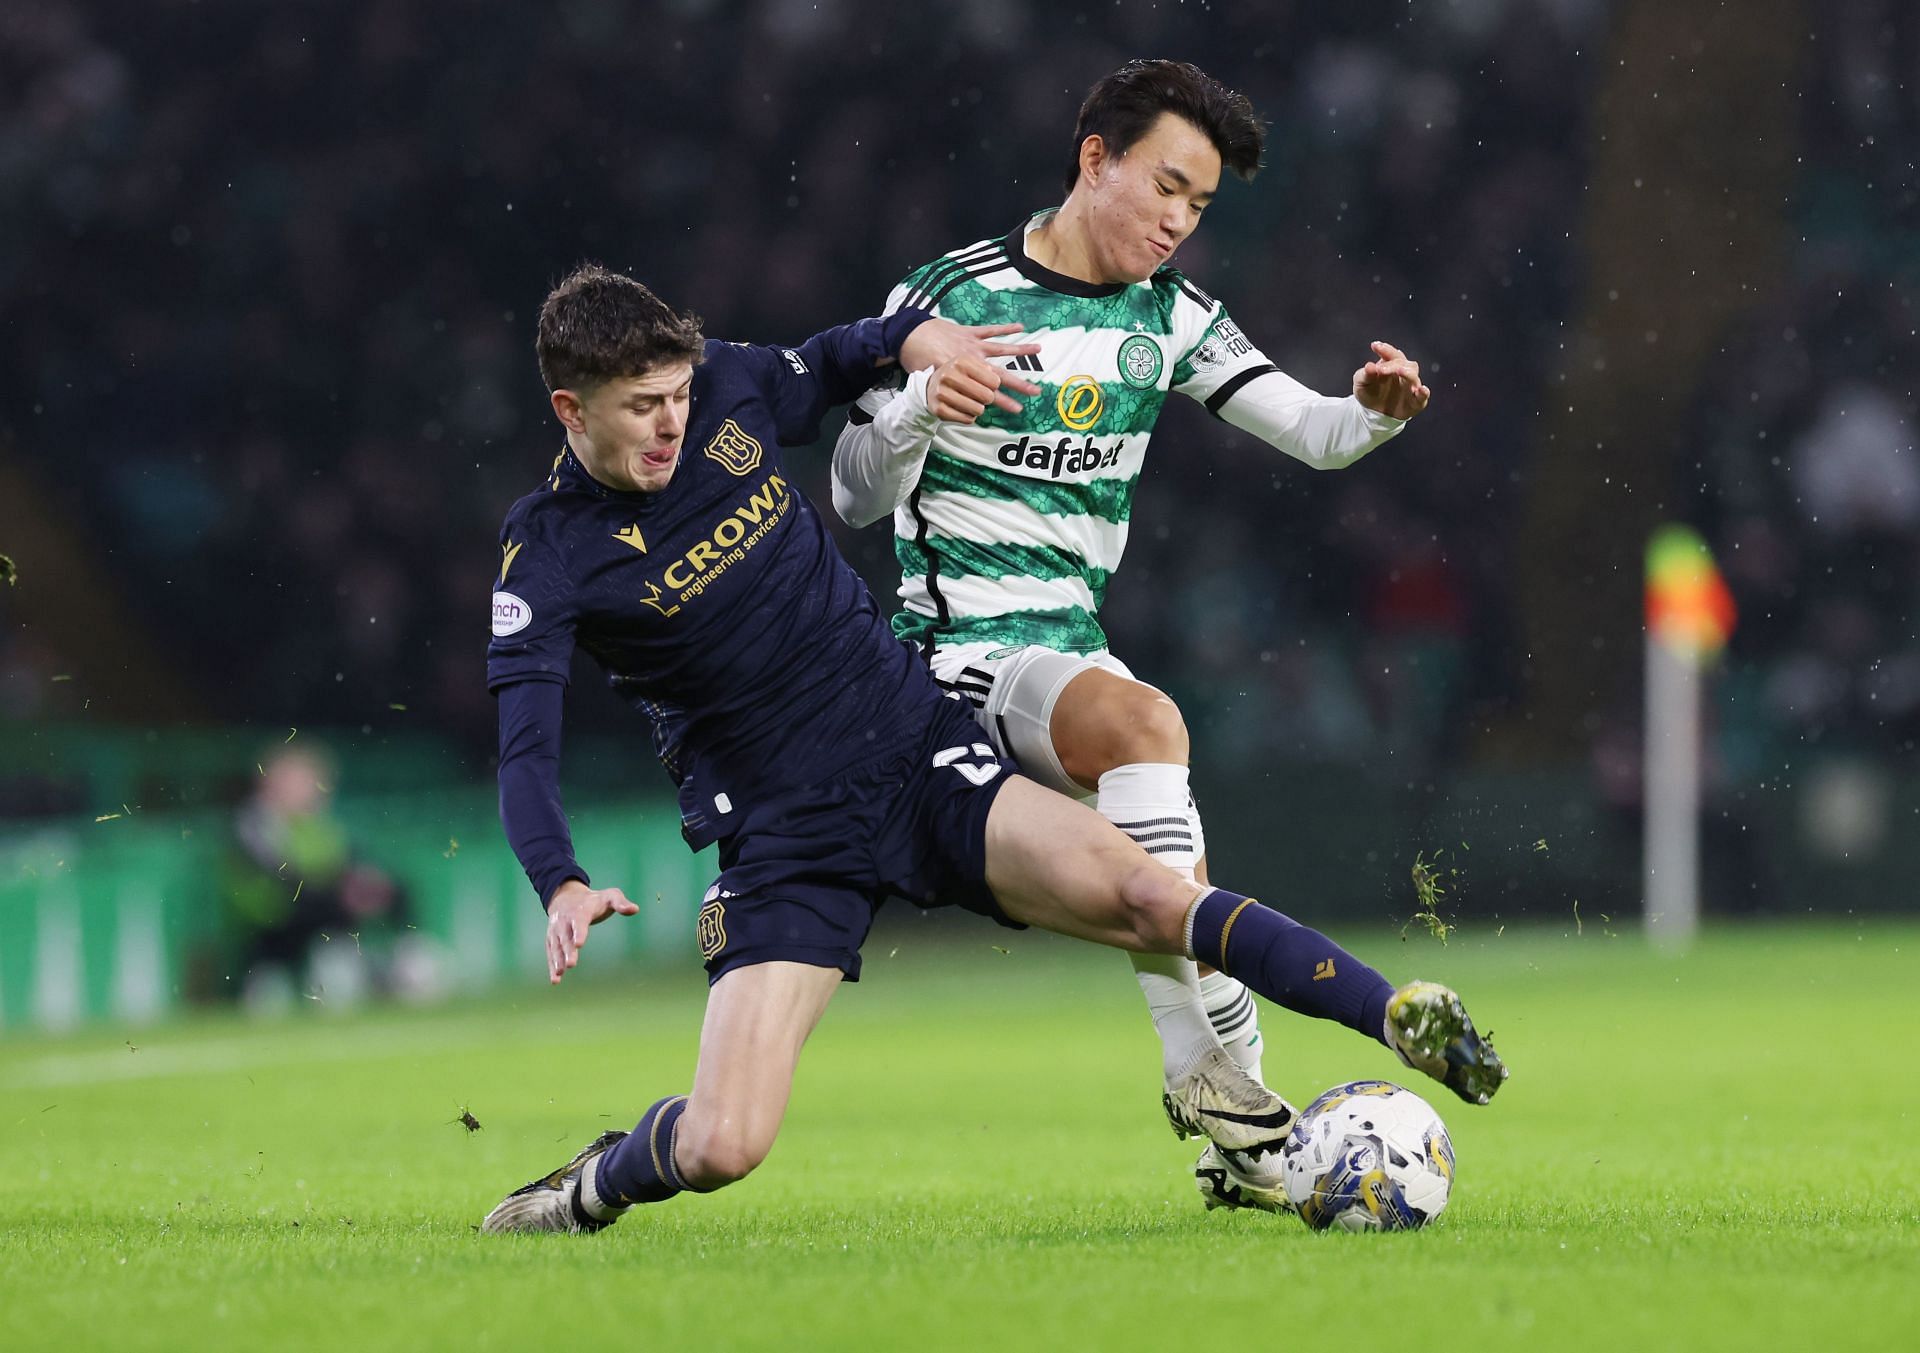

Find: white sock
1101;763;1218;1084
1199;968;1265;1083
1128;951;1214;1083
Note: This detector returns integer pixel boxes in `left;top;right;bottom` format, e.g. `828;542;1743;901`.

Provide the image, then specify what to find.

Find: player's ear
550;388;588;434
1077;133;1109;189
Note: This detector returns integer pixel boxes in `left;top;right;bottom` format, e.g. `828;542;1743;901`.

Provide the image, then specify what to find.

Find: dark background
3;0;1916;923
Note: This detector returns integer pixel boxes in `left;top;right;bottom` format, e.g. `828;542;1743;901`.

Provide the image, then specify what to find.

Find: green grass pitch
2;922;1916;1351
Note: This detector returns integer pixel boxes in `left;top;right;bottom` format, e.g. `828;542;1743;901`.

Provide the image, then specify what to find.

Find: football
1281;1080;1454;1231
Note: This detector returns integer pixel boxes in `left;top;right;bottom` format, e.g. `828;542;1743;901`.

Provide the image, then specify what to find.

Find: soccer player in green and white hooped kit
833;59;1437;1211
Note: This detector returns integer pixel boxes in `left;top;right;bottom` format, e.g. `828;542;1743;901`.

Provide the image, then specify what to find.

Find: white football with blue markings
1281;1080;1454;1232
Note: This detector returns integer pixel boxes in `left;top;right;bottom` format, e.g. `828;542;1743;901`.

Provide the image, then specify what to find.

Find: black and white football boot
1162;1046;1298;1214
1192;1142;1292;1213
480;1130;629;1235
1163;1047;1297;1150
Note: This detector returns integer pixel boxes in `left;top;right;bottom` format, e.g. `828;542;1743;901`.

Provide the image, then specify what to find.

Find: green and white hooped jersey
854;212;1281;656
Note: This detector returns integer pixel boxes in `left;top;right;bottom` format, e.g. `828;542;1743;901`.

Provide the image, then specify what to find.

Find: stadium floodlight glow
1642;525;1736;950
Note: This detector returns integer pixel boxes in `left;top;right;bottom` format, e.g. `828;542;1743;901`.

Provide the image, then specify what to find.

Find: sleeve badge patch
492;591;532;637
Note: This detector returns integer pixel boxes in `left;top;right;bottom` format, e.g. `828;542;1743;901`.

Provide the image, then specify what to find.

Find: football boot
480;1130;628;1234
1383;980;1509;1106
1192;1142;1292;1214
1162;1047;1298;1155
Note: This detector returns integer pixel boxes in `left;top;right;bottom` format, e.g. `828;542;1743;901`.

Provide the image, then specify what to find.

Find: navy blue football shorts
699;694;1022;984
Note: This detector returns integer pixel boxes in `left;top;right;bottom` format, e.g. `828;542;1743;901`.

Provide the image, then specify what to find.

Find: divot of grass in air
1405;850;1456;944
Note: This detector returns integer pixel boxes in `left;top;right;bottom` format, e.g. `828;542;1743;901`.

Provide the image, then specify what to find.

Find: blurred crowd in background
1;0;1916;912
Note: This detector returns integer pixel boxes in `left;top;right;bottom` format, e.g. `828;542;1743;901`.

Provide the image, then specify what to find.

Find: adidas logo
1006;353;1044;373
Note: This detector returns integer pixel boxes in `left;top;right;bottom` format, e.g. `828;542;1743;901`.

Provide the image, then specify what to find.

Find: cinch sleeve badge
492;592;532;636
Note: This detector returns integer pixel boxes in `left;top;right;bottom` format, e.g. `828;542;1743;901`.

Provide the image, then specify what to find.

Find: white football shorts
926;641;1143;801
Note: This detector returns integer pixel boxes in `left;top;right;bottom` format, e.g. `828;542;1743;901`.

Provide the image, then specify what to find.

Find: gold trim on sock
649;1094;690;1191
1217;897;1257;959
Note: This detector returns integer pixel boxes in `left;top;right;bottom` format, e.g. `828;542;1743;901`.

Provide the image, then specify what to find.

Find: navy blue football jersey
488;316;942;847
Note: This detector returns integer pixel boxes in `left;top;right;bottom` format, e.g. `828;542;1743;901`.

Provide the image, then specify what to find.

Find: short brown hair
535;263;705;392
1064;59;1264;194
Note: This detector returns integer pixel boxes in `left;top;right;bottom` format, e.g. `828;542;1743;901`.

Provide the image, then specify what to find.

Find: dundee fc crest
704;419;764;476
697;890;728;960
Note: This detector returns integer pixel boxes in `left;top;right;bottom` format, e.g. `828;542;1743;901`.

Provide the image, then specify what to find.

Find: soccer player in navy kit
480;266;1506;1234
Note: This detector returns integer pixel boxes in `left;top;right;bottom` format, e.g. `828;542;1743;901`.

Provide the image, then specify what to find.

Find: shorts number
933;743;1002;787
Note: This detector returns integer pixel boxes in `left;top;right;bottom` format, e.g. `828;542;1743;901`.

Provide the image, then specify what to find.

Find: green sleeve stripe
920;452;1137;525
892;606;1109;655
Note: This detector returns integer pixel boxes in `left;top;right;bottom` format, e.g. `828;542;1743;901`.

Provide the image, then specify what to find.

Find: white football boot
1192;1142;1292;1213
1162;1046;1298;1157
480;1130;628;1234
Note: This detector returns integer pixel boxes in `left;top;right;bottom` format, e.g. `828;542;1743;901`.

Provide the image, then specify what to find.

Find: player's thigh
681;959;843;1176
981;775;1191;953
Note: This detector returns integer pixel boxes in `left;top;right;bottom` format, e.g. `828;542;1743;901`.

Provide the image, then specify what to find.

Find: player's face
1085;112;1221;283
568;364;695;493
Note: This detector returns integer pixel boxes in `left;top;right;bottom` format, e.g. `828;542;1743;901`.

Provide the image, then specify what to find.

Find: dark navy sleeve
486;523;578;690
496;677;589;909
741;308;931;445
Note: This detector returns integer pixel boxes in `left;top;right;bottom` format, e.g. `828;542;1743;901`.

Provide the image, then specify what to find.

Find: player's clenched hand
1352;341;1431;421
898;319;1041;378
544;879;639;984
928;354;1037;423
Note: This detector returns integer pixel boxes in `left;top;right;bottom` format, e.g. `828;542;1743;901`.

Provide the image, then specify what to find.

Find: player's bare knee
675;1119;771;1189
1110;687;1188;766
677;1137;765;1189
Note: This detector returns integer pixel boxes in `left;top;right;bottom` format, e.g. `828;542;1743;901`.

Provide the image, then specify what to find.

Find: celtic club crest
1118;335;1163;389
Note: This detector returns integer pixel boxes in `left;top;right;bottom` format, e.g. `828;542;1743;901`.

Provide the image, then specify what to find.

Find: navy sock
596;1094;694;1207
1186;889;1394;1045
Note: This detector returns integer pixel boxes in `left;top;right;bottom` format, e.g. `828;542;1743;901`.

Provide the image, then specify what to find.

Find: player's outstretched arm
496;679;640;983
1351;341;1430;421
1172;294;1426;469
831;347;1040;528
544;879;639;984
743;309;934;451
495;681;580;896
832;381;930;528
1210;361;1412;470
896;321;1040;381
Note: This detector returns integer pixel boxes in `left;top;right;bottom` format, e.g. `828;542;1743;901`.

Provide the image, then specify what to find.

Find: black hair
1063;59;1264;193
